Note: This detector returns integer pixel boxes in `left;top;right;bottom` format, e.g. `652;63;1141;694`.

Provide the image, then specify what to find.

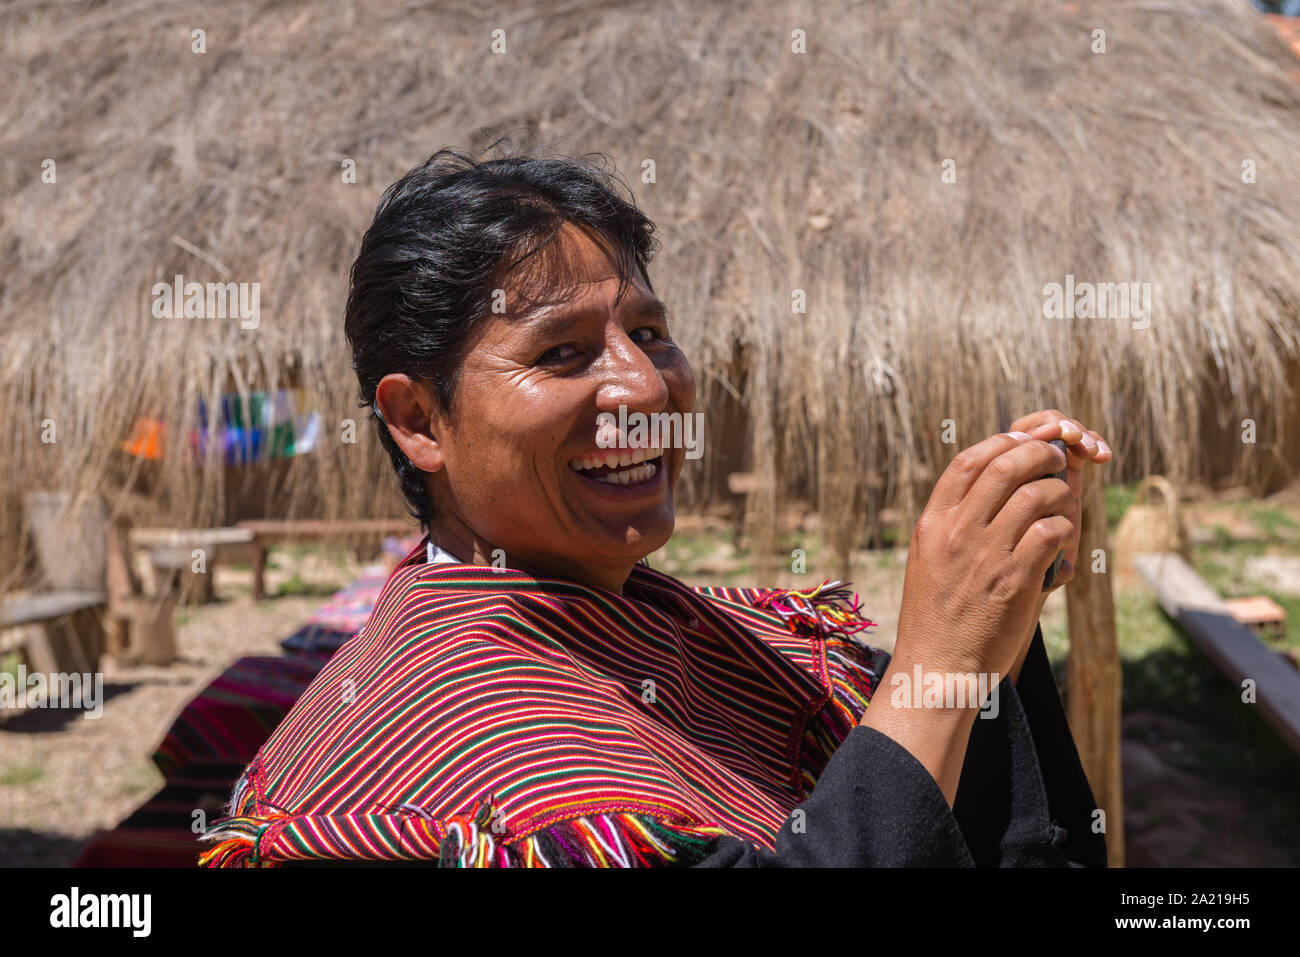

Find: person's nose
594;326;670;419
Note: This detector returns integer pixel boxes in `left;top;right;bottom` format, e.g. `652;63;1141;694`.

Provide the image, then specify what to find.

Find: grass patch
1105;481;1138;532
654;530;716;565
0;763;45;786
1248;504;1299;539
1188;499;1299;651
119;761;163;798
1;650;21;684
276;572;343;598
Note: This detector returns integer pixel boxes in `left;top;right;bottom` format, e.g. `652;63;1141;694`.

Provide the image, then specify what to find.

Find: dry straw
2;0;1299;587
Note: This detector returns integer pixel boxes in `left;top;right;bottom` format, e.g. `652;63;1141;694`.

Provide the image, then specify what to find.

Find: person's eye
630;326;669;346
536;343;582;365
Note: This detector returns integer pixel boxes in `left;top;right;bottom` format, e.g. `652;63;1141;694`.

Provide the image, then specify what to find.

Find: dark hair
344;140;660;529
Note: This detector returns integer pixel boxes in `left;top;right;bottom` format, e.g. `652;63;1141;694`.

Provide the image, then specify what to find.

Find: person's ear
374;374;447;473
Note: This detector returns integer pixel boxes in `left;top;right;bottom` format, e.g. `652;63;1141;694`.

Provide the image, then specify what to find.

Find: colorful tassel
435;797;504;867
197;767;287;868
508;814;727;868
755;580;878;641
799;637;891;792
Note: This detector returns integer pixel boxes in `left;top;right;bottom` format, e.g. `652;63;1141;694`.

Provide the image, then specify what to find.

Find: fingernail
1098;440;1111;455
1058;419;1080;434
1007;431;1032;440
1078;433;1098;452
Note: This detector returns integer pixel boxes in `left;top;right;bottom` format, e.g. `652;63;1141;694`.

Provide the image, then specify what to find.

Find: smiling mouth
568;447;665;486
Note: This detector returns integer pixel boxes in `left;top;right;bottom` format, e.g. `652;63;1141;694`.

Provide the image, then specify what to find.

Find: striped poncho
200;539;886;867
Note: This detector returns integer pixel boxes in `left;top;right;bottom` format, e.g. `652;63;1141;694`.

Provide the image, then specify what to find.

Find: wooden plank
237;520;413;602
129;526;255;549
1134;552;1300;756
1;591;107;628
4;598;105;676
1134;552;1227;614
1065;435;1124;868
235;519;413;541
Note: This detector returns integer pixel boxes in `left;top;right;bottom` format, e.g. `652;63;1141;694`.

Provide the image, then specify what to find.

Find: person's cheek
673;358;696;482
667;351;696;413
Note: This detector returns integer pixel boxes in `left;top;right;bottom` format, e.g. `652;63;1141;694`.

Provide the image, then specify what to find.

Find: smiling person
202;145;1112;868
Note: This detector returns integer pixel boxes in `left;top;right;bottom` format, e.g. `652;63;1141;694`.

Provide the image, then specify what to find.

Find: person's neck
425;516;634;595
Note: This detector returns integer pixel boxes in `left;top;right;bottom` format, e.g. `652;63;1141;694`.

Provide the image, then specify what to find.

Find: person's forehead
515;223;628;282
517;292;665;335
508;226;657;323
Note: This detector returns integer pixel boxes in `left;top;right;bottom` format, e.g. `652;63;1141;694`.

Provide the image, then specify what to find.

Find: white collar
425;541;463;565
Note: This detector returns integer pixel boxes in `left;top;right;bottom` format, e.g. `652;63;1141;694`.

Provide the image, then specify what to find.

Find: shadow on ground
0;827;88;867
1052;644;1300;867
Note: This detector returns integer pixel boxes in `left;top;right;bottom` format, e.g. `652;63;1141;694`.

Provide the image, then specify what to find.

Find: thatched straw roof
3;0;1300;585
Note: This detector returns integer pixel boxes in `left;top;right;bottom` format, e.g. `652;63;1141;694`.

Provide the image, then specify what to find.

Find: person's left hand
1006;410;1113;589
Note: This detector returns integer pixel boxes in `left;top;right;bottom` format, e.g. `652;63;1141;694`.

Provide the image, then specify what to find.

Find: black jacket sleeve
694;623;1107;867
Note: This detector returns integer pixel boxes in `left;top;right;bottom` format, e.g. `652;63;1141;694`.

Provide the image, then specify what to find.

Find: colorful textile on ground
201;540;886;867
151;656;326;780
279;573;388;660
83;565;401;867
75;768;248;867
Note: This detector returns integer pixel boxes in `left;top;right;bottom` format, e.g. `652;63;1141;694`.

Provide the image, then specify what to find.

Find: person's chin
584;504;675;560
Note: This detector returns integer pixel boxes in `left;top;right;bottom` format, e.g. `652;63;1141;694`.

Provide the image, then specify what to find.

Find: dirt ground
1121;710;1293;867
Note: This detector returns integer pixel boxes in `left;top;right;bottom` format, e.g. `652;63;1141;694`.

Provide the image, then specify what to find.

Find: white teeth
591;460;658;485
600;461;657;485
568;447;665;473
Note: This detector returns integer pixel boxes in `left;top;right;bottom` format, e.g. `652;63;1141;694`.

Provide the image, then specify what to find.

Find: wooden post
250;538;266;601
1065;390;1125;867
104;518;137;661
130;596;177;665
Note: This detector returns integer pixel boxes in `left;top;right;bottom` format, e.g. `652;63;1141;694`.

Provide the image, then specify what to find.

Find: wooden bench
0;591;106;675
128;527;257;606
9;502;182;669
235;520;416;600
1135;552;1300;757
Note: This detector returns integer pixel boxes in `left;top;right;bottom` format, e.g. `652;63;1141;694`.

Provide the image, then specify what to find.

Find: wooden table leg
251;539;265;601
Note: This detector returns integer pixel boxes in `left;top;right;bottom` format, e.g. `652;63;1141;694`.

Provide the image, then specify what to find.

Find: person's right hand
893;430;1075;683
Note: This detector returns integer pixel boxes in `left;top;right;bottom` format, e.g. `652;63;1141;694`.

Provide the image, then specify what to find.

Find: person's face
411;223;695;591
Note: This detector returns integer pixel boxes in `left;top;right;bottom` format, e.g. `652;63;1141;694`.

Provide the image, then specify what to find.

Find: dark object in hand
1042;438;1068;590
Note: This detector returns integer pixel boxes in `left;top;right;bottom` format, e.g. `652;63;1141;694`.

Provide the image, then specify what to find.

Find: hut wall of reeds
3;0;1299;588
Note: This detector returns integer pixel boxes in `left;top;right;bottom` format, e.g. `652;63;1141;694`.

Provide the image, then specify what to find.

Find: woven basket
1113;475;1188;573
